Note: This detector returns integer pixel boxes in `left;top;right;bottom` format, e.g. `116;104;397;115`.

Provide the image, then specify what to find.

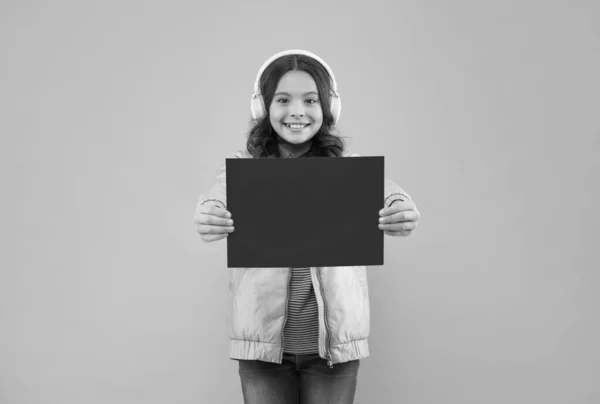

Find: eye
305;99;319;104
276;98;289;104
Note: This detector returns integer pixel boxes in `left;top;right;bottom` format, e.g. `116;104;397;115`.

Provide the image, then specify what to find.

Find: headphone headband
253;49;338;94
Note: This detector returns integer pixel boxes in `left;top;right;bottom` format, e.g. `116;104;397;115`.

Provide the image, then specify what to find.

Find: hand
194;203;235;242
378;199;420;237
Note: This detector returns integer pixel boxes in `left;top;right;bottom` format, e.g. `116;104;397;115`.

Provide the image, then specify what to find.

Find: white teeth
285;124;308;129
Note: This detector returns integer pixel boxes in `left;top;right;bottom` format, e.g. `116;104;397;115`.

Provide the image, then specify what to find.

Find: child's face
269;70;323;146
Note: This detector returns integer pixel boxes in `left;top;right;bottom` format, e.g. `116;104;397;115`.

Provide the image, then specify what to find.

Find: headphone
250;49;342;125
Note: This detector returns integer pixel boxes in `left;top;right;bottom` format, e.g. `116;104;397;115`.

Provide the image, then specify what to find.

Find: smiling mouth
284;123;310;129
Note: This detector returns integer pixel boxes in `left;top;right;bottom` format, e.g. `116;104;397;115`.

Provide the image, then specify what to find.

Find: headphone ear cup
330;92;341;125
250;93;266;121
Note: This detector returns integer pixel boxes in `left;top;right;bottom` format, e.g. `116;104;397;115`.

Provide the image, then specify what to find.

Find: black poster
226;156;384;268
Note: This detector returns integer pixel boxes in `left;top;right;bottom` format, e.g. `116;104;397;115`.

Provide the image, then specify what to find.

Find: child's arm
384;178;414;209
380;177;419;236
193;151;245;243
347;152;419;237
195;161;228;214
194;151;247;218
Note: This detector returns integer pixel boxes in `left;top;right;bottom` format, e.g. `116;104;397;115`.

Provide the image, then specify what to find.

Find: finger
380;200;416;216
197;202;232;219
383;230;411;237
385;210;420;223
195;214;233;227
378;221;417;232
201;233;228;243
195;203;234;225
197;224;235;235
202;214;234;227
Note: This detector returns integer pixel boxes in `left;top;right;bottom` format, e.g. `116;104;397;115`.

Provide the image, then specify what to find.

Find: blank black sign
226;156;384;268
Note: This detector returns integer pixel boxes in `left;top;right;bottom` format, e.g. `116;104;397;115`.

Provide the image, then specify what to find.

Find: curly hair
246;54;350;158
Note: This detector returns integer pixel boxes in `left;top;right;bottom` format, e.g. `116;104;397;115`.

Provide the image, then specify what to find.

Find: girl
194;50;420;404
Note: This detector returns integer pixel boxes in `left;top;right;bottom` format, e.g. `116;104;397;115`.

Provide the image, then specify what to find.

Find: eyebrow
274;91;319;97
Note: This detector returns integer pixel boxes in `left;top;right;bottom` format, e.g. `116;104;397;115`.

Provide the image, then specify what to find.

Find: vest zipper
316;268;334;369
280;268;292;364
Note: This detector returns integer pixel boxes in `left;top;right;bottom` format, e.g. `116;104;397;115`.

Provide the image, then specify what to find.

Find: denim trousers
237;353;360;404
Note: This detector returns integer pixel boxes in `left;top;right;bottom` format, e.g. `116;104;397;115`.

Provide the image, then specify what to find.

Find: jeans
237;353;360;404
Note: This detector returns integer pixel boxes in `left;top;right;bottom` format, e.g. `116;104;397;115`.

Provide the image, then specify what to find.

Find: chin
283;136;308;144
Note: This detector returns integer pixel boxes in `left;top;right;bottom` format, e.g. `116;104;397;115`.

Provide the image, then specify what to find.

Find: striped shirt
283;267;320;354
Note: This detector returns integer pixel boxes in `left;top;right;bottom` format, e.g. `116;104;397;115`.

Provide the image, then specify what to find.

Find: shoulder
231;149;253;159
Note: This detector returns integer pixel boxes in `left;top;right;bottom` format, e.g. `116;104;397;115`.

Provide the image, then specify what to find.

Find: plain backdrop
2;0;599;403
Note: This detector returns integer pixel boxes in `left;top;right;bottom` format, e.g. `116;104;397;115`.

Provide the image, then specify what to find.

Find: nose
289;100;305;118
